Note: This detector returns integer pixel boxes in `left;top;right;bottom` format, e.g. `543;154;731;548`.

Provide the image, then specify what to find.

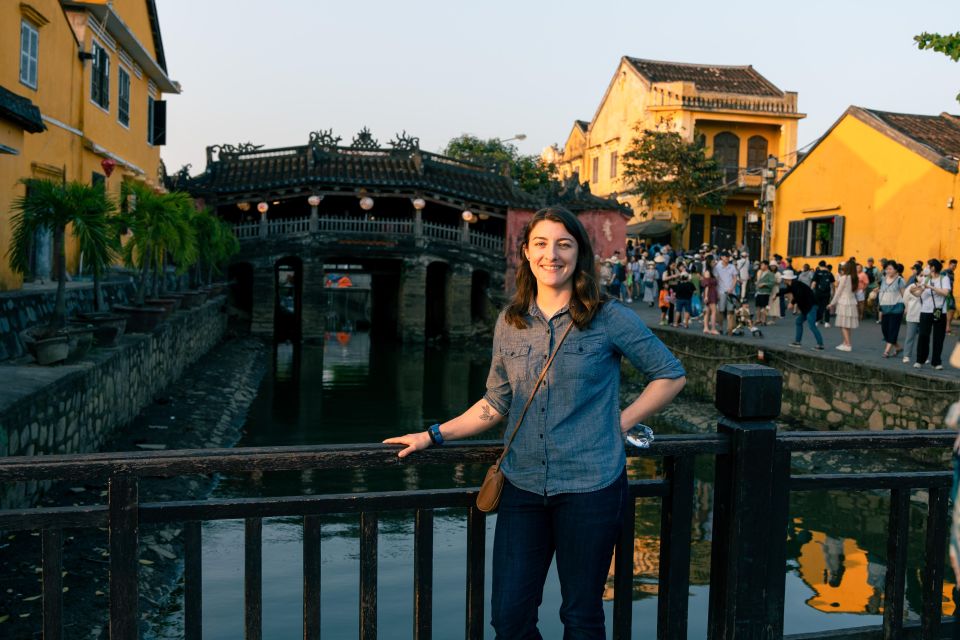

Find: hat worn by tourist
654;255;665;263
781;269;797;280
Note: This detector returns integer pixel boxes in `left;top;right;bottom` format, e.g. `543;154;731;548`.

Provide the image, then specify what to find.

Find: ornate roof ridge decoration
389;130;420;151
351;127;379;150
209;142;264;161
309;129;342;148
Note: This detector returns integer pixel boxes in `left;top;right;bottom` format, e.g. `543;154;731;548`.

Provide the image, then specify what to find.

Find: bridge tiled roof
187;136;542;210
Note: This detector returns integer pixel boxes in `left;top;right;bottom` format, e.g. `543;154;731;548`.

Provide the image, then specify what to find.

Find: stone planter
77;312;128;347
113;305;167;333
20;329;69;365
145;297;181;314
62;324;96;363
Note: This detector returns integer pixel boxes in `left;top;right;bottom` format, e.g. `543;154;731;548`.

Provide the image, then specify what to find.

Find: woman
878;261;907;357
902;264;923;364
911;258;952;370
701;256;720;334
642;260;657;306
383;207;686;639
755;260;775;326
829;258;860;351
856;264;869;320
767;263;783;323
628;255;642;302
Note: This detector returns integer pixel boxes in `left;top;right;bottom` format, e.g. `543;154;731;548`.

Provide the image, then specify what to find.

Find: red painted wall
504;207;628;293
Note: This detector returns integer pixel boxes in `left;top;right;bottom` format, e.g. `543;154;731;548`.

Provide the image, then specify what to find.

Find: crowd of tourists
598;240;957;370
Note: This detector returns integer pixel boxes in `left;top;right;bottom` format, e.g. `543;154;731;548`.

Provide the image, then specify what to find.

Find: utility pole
759;155;780;261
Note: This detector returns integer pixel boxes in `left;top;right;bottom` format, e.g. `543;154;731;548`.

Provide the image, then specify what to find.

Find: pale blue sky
158;0;960;174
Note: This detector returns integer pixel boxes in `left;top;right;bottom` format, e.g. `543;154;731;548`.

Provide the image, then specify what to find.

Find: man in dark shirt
811;261;836;327
672;273;695;328
783;270;824;350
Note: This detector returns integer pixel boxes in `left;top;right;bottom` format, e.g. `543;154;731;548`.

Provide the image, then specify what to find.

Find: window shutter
831;215;845;256
151;100;167;146
787;220;805;257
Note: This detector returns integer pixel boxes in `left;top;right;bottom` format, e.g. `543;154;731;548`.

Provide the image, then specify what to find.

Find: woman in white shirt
910;258;953;369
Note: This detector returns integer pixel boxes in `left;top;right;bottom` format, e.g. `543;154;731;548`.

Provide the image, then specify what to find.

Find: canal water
170;333;954;639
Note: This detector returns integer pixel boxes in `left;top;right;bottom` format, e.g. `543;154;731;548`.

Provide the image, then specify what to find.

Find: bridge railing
0;365;955;639
232;215;505;256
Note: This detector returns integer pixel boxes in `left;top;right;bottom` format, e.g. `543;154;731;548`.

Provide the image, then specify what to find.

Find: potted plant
191;207;238;295
815;224;832;256
8;178;113;363
76;199;128;346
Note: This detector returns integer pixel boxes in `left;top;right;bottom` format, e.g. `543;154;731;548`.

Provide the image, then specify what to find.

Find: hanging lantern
478;213;489;221
462;210;473;221
360;196;374;211
308;195;322;207
257;202;269;214
412;198;426;210
237;202;251;212
100;157;116;178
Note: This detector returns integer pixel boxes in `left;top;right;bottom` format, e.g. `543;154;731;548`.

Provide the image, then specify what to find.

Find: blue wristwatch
427;423;444;446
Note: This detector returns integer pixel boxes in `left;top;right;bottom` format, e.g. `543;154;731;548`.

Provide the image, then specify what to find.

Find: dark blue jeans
794;304;824;346
491;470;629;640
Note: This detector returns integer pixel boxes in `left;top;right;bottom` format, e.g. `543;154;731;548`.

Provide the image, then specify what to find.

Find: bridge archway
471;269;491;325
425;261;450;340
274;256;303;342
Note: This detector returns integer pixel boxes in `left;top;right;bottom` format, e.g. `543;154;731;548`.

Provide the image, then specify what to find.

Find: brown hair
504;207;605;330
844;257;858;291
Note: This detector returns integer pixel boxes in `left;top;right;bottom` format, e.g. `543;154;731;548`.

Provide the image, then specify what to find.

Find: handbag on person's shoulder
476;322;574;513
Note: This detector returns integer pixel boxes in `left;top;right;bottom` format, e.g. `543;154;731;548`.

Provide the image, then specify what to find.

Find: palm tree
8;178;115;332
190;207;239;286
120;183;197;304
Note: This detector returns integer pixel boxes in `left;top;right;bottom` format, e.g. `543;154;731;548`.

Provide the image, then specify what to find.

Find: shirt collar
528;300;571;321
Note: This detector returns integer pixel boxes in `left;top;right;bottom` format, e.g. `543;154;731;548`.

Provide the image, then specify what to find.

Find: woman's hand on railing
383;431;433;458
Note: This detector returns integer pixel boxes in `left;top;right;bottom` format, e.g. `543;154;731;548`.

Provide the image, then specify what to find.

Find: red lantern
101;157;116;177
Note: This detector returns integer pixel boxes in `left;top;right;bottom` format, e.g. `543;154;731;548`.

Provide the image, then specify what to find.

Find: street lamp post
498;134;527;144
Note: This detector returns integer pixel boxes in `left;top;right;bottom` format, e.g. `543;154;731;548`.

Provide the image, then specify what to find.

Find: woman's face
885;264;896;277
523;220;578;292
929;262;940;275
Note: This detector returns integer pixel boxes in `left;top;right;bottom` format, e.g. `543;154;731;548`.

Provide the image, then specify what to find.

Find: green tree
915;32;960;102
189;207;239;286
8;178;116;331
621;129;728;234
443;134;558;193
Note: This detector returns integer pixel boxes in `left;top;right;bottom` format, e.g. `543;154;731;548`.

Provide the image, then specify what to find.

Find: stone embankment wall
0;297;227;509
648;329;960;432
0;280;136;361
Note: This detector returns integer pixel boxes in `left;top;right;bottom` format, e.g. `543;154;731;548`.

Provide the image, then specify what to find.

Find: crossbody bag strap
495;321;575;469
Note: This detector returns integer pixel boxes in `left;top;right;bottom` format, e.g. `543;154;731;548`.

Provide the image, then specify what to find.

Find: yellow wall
0;0;169;291
552;58;802;249
773;113;960;267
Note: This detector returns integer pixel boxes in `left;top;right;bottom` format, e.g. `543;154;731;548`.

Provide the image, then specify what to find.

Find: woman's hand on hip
383;432;432;458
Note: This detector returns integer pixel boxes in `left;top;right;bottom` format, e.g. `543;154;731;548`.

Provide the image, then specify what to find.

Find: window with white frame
118;67;130;126
91;40;110;110
20;21;39;89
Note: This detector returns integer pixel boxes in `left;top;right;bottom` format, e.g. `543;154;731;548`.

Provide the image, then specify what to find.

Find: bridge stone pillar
250;264;275;336
301;259;326;339
398;258;427;342
446;263;474;339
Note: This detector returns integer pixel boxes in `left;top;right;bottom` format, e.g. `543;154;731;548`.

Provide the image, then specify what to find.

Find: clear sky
157;0;960;175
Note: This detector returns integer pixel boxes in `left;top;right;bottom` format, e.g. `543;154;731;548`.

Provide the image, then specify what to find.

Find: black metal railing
0;364;956;639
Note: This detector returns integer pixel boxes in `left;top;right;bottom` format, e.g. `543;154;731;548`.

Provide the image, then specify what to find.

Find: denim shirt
483;300;686;496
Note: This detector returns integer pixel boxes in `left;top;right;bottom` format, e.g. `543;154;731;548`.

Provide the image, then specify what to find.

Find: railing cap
715;364;782;421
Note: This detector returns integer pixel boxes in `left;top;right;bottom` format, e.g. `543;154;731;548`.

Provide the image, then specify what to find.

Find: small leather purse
476;322;574;512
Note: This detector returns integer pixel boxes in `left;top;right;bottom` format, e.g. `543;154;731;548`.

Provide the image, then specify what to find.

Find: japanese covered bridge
180;128;629;341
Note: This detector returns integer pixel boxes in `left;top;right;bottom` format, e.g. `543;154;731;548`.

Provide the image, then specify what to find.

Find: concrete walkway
626;298;960;381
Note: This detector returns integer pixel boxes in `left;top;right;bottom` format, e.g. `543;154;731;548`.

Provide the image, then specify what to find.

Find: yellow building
0;0;179;290
773;107;960;266
544;57;804;252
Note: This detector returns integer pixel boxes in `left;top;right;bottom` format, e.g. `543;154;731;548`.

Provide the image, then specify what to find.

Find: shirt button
541;407;545;412
541;460;546;466
539;434;544;439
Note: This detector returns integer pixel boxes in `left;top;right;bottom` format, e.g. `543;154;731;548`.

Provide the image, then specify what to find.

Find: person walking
856;264;869;321
701;257;720;335
383;207;686;639
828;258;860;351
783;269;825;350
878;262;907;358
755;260;775;326
902;264;923;364
642;261;657;306
912;258;952;370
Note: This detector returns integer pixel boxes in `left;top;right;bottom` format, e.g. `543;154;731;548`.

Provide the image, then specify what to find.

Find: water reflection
170;335;956;638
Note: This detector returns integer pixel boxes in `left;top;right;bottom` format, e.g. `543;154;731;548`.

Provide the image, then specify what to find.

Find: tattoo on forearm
479;403;495;422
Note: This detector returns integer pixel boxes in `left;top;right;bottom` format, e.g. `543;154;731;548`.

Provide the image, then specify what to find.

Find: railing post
308;197;321;233
259;210;268;239
109;473;140;640
707;364;787;640
461;219;470;245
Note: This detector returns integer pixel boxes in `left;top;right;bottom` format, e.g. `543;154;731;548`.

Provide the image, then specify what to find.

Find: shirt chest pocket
558;336;606;379
500;343;531;381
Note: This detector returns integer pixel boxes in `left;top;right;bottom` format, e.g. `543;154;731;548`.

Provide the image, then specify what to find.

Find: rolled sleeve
482;313;513;416
603;301;686;380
